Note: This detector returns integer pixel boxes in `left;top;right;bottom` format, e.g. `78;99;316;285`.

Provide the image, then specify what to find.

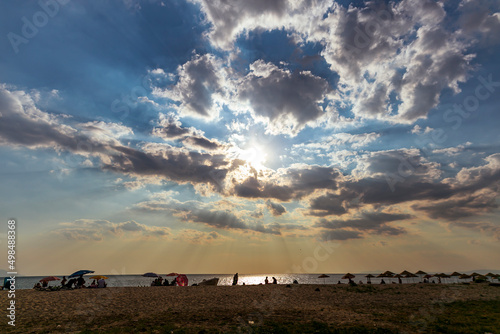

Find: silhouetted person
265;277;269;284
61;276;67;287
272;277;277;284
380;279;386;284
233;273;238;286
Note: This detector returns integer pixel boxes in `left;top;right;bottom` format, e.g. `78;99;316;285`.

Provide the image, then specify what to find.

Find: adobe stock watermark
7;0;71;54
386;74;500;192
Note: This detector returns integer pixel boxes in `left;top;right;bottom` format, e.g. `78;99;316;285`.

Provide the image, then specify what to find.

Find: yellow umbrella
90;275;108;280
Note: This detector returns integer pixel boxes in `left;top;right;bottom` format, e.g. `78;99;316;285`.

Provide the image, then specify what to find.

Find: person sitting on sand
380;279;386;284
42;280;48;288
171;279;177;286
272;277;277;284
65;278;76;288
265;277;269;284
163;279;169;286
33;282;42;289
61;276;67;287
76;275;86;288
97;278;106;288
293;280;299;284
89;280;97;288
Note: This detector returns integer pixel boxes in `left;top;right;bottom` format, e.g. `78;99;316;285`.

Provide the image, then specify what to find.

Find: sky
0;0;499;276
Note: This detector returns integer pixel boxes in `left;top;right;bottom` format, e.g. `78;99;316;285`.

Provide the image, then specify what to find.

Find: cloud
153;113;199;139
235;60;332;136
319;229;363;241
55;219;171;241
134;197;281;235
266;200;286;216
189;0;289;50
413;191;498;221
154;54;225;119
229;165;342;201
296;132;380;150
175;229;228;244
182;136;224;151
316;212;411;236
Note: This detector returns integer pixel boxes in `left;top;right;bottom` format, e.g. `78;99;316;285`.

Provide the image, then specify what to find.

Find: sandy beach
1;283;499;333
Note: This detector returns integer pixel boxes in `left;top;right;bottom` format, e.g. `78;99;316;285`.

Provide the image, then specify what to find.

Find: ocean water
2;273;486;290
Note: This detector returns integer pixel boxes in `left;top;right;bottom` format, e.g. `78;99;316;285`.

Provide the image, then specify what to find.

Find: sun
239;145;268;169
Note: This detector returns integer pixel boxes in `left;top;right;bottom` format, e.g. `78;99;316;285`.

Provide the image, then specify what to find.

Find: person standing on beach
265;277;269;284
272;277;277;284
61;276;67;287
232;273;238;285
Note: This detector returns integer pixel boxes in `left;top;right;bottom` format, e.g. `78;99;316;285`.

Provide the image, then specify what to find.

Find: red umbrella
40;276;60;282
176;274;188;286
166;272;180;276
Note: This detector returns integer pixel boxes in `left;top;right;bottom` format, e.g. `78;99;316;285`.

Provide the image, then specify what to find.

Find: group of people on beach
150;276;177;286
33;275;107;290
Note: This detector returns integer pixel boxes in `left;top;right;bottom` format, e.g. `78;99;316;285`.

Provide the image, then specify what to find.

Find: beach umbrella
318;274;329;284
415;270;427;275
405;273;418;283
450;272;462;283
69;270;94;278
90;275;108;280
166;272;180;276
383;271;395;283
342;273;355;280
459;274;471;283
142;272;158;277
365;274;374;284
40;276;60;282
176;274;188;286
399;270;412;276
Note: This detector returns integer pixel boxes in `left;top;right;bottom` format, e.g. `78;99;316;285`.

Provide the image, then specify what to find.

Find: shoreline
1;283;499;333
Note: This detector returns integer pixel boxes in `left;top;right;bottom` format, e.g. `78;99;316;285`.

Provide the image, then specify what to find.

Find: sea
3;273;490;290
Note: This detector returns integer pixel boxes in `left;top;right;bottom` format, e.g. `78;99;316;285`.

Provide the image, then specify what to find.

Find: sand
1;283;499;333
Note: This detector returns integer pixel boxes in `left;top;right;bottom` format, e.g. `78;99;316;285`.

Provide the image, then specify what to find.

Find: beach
1;283;499;333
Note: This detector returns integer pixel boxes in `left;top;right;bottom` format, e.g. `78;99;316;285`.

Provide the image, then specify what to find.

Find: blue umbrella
142;272;158;277
69;270;94;278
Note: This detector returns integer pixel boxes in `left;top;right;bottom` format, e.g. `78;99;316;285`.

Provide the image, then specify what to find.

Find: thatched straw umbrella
365;274;374;284
450;272;462;283
318;274;329;284
342;273;355;283
415;270;427;282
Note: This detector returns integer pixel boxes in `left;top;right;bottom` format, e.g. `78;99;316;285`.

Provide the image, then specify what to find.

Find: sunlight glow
239;145;268;169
